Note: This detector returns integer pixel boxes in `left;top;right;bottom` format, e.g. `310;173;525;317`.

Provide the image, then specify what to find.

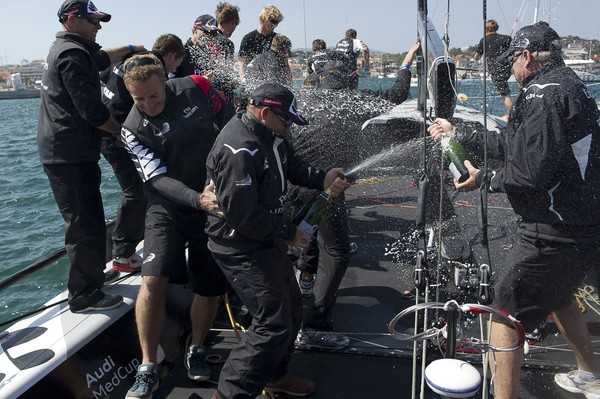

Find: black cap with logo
498;21;561;62
194;15;219;32
58;0;111;23
250;83;309;126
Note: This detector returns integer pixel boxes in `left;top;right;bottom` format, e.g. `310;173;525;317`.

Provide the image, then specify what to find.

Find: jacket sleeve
58;48;112;127
488;90;568;193
378;68;411;104
212;145;296;242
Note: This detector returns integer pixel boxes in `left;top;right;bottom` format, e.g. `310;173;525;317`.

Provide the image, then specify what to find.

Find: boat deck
11;174;600;399
151;174;598;399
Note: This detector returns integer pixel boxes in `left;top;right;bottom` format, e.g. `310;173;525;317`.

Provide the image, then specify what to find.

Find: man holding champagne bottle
205;82;347;399
428;22;600;399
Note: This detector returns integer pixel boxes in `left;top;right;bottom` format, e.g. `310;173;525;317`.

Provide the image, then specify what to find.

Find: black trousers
43;163;106;300
101;138;146;258
296;194;350;331
212;242;302;399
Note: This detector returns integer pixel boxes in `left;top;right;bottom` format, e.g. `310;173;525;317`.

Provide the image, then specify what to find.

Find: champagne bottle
440;136;473;183
292;175;343;235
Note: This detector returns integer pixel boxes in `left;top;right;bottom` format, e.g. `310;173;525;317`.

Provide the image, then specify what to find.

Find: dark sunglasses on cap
271;108;293;127
124;57;160;72
508;51;523;65
75;15;102;25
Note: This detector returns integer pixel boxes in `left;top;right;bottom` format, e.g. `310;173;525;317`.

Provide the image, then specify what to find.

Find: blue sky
3;0;600;64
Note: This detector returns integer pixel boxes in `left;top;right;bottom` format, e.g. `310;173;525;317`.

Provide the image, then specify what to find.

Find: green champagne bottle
441;136;473;183
292;175;343;235
292;190;332;235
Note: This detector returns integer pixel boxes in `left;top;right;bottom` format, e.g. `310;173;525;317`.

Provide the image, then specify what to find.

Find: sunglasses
76;15;102;25
269;19;280;25
124;57;160;72
508;51;523;65
271;109;293;128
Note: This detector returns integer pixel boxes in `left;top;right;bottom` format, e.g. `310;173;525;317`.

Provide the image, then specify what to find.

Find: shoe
113;253;143;273
185;344;211;381
103;268;120;285
126;363;159;399
349;242;358;254
296;330;350;350
555;370;600;399
69;289;123;313
298;272;315;297
266;373;316;397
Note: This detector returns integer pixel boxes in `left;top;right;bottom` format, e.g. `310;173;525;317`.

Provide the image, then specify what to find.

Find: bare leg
135;275;169;364
553;301;598;373
503;95;513;113
489;320;524;399
188;295;220;349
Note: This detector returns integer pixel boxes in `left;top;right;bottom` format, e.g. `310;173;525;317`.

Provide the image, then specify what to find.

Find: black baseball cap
194;15;219;32
250;83;309;126
58;0;111;23
498;21;561;62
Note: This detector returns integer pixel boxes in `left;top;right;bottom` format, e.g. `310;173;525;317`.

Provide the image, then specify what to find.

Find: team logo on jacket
224;144;259;156
182;105;198;119
235;174;253;187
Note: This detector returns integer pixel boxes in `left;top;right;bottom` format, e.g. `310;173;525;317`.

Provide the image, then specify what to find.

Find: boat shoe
69;289;123;313
112;253;143;273
555;370;600;399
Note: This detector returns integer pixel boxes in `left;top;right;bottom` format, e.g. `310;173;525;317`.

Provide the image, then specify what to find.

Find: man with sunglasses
99;34;185;275
176;14;237;101
238;4;284;76
38;0;144;313
428;22;600;399
205;83;347;398
120;53;235;398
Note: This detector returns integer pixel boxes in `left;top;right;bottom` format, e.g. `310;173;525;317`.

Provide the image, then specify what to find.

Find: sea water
0;77;565;324
0;98;121;323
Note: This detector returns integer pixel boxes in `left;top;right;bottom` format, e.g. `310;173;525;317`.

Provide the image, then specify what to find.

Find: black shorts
142;203;229;296
493;226;600;331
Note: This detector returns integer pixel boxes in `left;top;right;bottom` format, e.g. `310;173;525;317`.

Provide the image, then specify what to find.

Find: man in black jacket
120;53;234;398
38;0;144;313
206;83;347;399
429;22;600;399
100;33;185;274
292;43;420;350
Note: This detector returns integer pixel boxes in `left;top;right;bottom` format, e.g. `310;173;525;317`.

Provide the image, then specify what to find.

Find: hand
403;42;421;65
200;180;224;218
427;118;455;140
324;168;348;197
132;44;147;52
453;160;480;192
284;227;312;249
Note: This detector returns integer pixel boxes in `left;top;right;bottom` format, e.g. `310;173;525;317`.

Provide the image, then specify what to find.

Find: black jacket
462;64;600;228
121;75;234;209
38;32;112;164
206;111;326;254
244;50;292;93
